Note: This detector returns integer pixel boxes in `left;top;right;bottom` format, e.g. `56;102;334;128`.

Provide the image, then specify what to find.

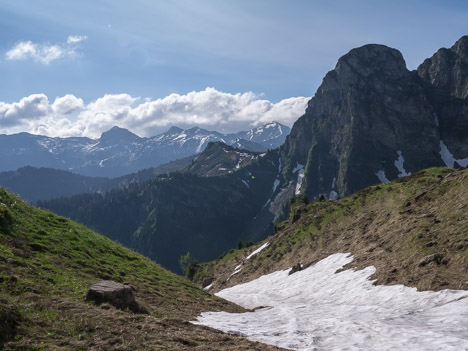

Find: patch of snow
173;133;187;141
227;264;243;281
394;151;411;177
329;177;338;200
196;136;210;152
293;163;305;195
246;242;269;260
259;153;267;157
194;253;468;351
218;167;228;171
295;170;305;195
434;112;440;127
242;180;250;188
375;170;389;183
262;199;271;208
98;158;110;167
292;162;303;174
440;140;468;168
203;284;213;290
278;157;283;173
272;179;280;194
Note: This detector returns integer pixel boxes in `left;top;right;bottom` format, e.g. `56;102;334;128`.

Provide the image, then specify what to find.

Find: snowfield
193;253;468;351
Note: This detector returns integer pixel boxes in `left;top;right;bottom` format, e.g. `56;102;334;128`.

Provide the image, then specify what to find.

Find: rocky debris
201;277;214;288
86;280;147;314
418;253;444;267
289;263;303;275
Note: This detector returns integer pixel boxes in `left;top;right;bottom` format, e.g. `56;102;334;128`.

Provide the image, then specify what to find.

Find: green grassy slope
0;187;283;351
196;168;468;292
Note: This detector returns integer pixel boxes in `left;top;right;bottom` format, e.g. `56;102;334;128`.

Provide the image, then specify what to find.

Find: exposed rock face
281;38;468;200
86;280;147;313
418;36;468;99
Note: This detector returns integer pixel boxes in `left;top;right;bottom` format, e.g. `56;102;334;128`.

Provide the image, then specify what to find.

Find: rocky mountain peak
334;44;407;81
99;126;142;144
452;35;468;56
417;35;468;99
282;37;468;202
165;126;184;134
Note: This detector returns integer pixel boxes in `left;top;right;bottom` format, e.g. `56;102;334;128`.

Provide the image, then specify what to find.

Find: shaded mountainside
39;147;281;273
194;168;468;293
279;36;468;202
0;187;284;350
0;155;195;203
0;122;290;177
184;142;261;177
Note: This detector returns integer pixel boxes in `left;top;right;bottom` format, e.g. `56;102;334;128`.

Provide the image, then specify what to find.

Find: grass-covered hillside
0;187;284;350
195;168;468;292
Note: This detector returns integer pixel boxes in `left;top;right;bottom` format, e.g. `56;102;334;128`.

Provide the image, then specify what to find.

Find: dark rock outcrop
418;36;468;99
86;280;147;313
280;38;468;200
201;277;214;288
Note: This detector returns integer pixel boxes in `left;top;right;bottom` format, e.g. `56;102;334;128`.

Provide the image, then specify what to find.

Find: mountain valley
1;35;468;351
37;36;468;275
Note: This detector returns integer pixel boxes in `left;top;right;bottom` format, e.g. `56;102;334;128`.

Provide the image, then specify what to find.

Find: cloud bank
5;35;87;64
0;88;309;138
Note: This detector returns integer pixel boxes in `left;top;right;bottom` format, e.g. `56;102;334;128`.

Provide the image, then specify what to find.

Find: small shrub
179;252;195;276
245;241;254;248
0;205;13;229
237;241;243;250
187;262;200;280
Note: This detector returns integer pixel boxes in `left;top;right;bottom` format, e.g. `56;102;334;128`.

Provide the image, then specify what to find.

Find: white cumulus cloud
52;94;84;115
67;35;88;44
0;94;51;128
5;35;87;64
0;88;310;138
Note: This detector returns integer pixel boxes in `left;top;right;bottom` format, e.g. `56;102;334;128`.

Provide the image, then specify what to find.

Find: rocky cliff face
280;37;468;200
418;36;468;99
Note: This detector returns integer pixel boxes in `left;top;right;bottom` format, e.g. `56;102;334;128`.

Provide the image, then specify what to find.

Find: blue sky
0;0;467;137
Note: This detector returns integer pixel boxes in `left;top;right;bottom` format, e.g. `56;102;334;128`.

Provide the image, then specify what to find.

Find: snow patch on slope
440;141;468;168
272;179;280;194
375;169;389;183
194;253;468;351
329;177;338;200
394;150;411;177
293;163;304;195
246;242;269;260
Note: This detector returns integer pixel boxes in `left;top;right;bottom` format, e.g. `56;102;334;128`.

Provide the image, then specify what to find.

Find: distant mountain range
0;142;262;203
0;122;290;177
